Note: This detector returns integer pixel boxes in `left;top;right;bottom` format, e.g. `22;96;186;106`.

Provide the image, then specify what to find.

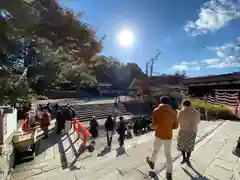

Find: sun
118;30;133;46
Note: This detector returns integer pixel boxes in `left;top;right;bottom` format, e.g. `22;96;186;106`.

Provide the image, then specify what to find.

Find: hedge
191;99;239;120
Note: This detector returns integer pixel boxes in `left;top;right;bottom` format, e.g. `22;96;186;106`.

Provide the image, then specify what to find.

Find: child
117;117;126;147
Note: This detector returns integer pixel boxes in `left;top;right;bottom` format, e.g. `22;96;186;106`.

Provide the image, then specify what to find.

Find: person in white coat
177;99;200;165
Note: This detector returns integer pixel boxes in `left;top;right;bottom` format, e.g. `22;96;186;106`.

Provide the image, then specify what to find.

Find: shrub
216;109;239;120
191;99;239;120
191;99;228;111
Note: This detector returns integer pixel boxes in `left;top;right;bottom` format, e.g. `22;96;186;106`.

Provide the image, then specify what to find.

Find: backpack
63;108;73;120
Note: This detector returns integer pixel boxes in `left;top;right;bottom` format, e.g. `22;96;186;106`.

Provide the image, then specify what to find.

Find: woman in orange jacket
146;96;178;180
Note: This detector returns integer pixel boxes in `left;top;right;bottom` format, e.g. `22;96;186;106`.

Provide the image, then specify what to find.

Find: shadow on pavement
97;146;111;157
65;132;78;156
182;166;210;180
68;144;87;170
57;134;68;169
36;131;59;155
35;131;69;169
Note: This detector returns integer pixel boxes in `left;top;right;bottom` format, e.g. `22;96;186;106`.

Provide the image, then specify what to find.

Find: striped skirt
177;130;197;152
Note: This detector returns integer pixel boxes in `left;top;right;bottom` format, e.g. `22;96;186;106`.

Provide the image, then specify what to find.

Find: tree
0;0;145;105
0;0;103;104
91;55;145;89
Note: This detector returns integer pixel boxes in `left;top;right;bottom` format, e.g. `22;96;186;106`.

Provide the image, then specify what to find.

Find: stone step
69;103;131;122
72;121;223;180
11;121;225;180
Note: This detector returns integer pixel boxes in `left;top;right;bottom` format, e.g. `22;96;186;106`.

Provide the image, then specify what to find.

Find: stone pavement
159;120;240;180
10;120;236;180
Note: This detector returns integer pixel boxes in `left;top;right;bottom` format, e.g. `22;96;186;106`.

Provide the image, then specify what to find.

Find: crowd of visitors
18;102;76;139
18;96;203;180
85;95;201;180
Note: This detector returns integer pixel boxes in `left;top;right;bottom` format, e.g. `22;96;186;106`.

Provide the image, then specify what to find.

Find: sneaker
186;159;192;166
146;157;155;169
166;172;172;180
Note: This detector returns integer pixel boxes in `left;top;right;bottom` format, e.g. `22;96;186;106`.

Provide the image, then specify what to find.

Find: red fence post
71;119;92;148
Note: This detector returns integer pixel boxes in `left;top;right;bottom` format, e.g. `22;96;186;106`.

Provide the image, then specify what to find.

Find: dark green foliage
0;0;145;105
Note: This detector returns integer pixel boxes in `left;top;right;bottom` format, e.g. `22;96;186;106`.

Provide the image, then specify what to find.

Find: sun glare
118;30;133;47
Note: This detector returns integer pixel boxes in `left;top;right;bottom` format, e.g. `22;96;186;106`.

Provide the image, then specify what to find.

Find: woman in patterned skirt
177;99;200;165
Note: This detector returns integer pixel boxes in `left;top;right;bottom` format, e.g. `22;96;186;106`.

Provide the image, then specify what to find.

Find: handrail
72;118;92;147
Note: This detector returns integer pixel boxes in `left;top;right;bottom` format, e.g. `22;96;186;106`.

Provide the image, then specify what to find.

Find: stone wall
0;134;15;180
0;108;17;180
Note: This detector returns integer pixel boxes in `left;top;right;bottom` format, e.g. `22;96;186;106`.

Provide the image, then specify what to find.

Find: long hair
182;99;191;108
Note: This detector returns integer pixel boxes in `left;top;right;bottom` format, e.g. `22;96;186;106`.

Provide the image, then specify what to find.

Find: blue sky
59;0;240;77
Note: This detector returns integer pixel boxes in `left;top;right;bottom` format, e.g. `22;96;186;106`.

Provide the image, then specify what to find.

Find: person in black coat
69;106;76;119
104;115;115;148
89;116;99;138
133;119;140;135
45;103;53;114
56;107;65;134
117;117;126;147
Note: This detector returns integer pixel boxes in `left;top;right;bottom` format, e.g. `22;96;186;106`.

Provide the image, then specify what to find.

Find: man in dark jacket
45;103;53;114
117;117;126;147
69;106;76;119
62;106;74;132
105;115;115;148
89;116;99;138
56;107;65;134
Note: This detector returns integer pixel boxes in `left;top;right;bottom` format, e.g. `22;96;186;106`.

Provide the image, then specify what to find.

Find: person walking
56;107;65;134
117;117;126;147
40;108;51;139
45;103;53;114
63;105;74;133
177;99;200;165
89;116;99;139
104;115;115;149
146;96;178;180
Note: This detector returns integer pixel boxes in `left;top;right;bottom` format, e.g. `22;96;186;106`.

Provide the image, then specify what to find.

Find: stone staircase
10;121;225;180
72;103;131;122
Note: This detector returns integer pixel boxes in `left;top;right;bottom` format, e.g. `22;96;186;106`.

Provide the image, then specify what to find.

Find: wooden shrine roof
129;75;184;89
183;72;240;84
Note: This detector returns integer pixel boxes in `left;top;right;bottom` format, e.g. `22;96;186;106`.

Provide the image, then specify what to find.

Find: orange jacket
152;104;178;140
40;111;51;128
21;119;29;131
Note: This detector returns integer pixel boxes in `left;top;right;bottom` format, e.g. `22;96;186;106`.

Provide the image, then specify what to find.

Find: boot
186;158;192;166
180;158;187;164
166;172;172;180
